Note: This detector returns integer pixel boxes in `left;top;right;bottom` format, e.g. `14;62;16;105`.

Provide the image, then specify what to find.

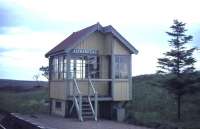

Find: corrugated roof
45;23;138;57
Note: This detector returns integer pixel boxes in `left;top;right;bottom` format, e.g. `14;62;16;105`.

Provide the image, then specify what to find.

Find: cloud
0;47;14;53
0;0;200;80
0;27;67;80
132;42;166;76
0;4;18;28
1;0;200;32
0;47;48;80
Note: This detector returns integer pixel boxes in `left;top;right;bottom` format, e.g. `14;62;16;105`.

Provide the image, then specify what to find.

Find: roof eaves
45;23;103;58
103;25;138;54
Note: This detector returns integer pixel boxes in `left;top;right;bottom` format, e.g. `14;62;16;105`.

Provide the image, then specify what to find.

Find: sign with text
71;49;98;54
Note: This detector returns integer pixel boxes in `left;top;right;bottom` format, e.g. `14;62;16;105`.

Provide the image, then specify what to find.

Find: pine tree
157;20;198;120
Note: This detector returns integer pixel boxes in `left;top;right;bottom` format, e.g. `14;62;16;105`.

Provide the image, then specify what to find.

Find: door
70;56;86;79
70;55;99;79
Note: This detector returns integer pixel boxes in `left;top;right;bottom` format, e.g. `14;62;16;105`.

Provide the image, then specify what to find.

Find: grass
0;87;49;115
1;75;200;128
126;74;200;129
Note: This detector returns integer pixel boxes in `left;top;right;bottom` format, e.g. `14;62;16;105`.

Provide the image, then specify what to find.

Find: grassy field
126;74;200;129
0;87;49;115
0;76;200;128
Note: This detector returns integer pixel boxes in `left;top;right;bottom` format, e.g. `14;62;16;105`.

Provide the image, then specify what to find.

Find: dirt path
16;114;152;129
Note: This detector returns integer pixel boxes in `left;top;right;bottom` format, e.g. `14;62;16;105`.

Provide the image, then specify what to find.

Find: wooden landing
67;96;112;101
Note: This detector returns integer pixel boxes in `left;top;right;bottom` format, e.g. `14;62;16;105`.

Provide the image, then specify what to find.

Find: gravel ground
16;114;152;129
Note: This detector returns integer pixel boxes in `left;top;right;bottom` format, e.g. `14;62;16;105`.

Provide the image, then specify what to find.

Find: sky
0;0;200;80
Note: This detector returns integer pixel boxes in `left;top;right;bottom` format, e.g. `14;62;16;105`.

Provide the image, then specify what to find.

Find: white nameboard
72;49;98;54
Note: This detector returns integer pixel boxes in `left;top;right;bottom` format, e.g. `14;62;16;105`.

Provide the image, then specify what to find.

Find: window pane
64;73;67;79
69;55;99;79
52;57;58;80
87;56;99;78
82;60;86;78
59;56;63;72
115;55;129;79
64;57;67;80
64;58;67;72
59;56;63;80
76;59;82;79
70;59;74;78
53;57;58;72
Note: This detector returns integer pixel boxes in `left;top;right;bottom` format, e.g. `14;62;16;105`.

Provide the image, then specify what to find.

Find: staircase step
82;109;93;112
82;98;88;101
82;102;89;104
82;98;89;100
82;102;90;105
82;108;91;111
82;115;94;119
82;104;90;107
82;113;93;116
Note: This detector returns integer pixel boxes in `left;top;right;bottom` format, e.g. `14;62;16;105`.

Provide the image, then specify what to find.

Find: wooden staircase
70;78;98;121
82;97;95;120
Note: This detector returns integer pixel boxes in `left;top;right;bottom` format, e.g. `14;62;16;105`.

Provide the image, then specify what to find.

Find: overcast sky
0;0;200;80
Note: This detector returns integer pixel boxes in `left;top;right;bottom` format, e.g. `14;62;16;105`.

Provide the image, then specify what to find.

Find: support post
95;93;98;121
111;36;115;99
79;95;83;121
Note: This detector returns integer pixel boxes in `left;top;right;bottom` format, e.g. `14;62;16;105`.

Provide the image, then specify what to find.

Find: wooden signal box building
45;23;138;121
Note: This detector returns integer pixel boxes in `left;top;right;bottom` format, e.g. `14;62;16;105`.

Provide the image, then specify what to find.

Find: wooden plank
67;96;112;101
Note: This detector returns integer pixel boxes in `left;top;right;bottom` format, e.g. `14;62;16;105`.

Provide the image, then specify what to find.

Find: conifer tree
157;20;198;120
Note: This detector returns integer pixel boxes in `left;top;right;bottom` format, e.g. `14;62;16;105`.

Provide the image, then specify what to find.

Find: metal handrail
88;77;98;121
72;78;83;121
74;96;82;121
73;78;81;94
88;97;95;115
88;78;97;95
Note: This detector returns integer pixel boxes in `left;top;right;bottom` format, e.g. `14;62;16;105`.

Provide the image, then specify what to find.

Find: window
86;56;99;78
52;57;58;80
51;56;66;80
55;101;62;109
70;56;99;79
51;55;99;80
58;56;63;80
63;56;67;80
70;59;75;78
70;57;86;79
115;55;129;79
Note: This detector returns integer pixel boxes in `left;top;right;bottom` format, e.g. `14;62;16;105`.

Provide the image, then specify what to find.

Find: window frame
58;56;64;80
63;56;67;80
51;57;59;80
115;55;130;79
70;55;99;79
50;54;100;80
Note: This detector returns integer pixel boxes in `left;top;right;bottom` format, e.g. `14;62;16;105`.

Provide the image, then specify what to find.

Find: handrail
71;78;97;121
88;97;95;115
88;77;98;121
88;78;96;95
74;96;82;121
73;78;81;94
72;78;83;121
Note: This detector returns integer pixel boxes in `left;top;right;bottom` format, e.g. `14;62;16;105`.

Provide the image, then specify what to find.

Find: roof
45;23;138;57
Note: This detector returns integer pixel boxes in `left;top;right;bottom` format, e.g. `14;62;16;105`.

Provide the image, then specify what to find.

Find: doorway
69;55;99;79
